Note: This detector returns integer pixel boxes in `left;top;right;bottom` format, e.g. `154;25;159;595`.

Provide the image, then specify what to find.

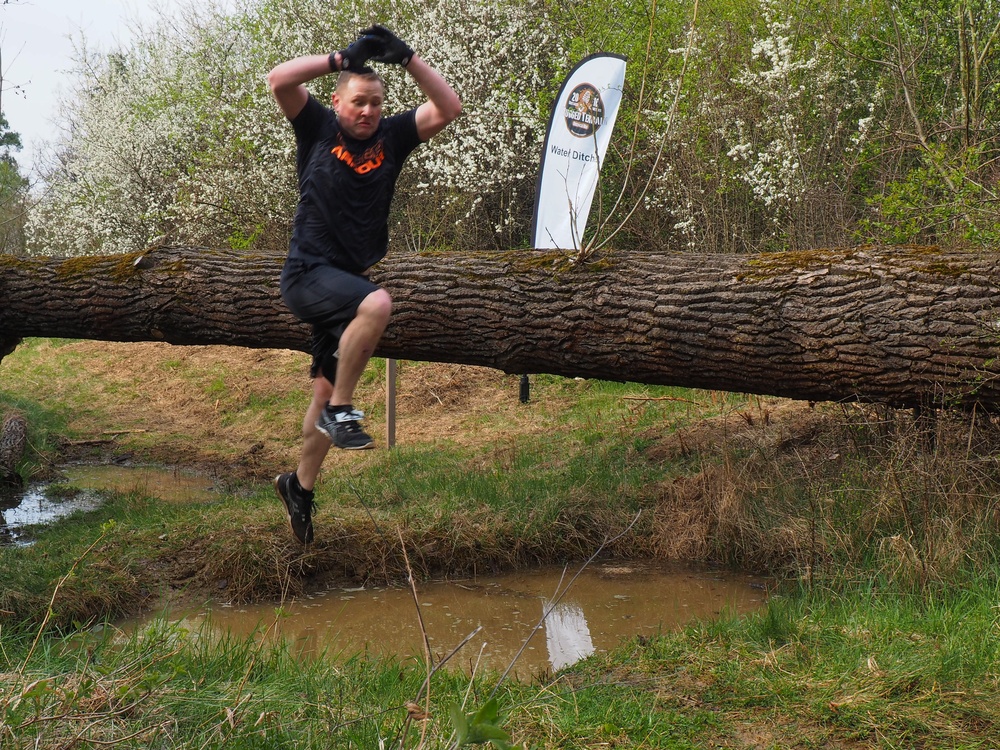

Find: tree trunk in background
1;245;998;409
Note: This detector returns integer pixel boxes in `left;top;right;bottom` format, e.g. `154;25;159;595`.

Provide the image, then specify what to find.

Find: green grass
337;437;661;517
4;578;999;747
4;340;1000;746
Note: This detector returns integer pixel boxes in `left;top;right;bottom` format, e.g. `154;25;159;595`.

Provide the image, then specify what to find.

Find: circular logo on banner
564;83;605;138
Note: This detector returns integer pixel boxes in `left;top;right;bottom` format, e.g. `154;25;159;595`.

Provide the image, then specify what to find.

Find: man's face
332;76;384;140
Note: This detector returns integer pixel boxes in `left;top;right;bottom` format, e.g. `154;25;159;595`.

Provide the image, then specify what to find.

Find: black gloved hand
335;33;385;71
360;24;415;67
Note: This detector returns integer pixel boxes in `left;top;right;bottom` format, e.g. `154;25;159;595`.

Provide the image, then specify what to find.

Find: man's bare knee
359;289;392;326
313;375;334;402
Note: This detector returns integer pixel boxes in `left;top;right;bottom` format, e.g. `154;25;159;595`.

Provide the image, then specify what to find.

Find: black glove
335;33;384;71
360;24;415;67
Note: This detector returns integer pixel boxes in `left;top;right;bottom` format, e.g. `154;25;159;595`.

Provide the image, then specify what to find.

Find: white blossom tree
23;0;1000;257
26;0;562;256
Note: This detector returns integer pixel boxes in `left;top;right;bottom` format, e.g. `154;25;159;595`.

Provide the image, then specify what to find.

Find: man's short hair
336;68;385;91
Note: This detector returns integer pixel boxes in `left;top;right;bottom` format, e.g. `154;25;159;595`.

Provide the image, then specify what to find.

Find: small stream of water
4;463;769;673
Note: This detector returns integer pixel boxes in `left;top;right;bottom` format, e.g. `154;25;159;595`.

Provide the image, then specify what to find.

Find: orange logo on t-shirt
331;135;385;174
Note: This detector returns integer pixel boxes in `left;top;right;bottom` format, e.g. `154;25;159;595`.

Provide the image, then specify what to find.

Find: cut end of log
0;412;27;488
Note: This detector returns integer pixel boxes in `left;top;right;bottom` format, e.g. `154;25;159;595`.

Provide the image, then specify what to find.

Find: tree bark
1;244;998;409
0;412;26;487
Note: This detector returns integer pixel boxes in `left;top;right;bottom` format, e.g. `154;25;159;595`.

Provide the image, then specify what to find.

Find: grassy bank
2;339;1000;747
3;580;998;747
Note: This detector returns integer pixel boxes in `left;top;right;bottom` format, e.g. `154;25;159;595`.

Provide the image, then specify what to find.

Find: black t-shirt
288;94;422;273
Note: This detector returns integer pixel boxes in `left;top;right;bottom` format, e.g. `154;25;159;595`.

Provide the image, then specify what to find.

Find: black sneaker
274;472;315;544
315;406;374;450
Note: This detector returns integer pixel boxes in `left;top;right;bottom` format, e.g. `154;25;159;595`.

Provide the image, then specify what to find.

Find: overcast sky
1;0;177;177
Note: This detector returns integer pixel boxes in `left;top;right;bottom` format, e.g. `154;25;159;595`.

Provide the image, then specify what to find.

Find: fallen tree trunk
0;244;998;409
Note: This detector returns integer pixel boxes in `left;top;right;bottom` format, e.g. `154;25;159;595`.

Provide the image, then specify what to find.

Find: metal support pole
386;358;397;448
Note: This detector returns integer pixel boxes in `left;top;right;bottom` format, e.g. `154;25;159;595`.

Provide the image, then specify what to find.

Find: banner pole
386;358;397;448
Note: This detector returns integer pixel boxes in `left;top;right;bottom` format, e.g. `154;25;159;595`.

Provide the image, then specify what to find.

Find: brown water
6;464;768;674
147;562;767;675
60;464;218;504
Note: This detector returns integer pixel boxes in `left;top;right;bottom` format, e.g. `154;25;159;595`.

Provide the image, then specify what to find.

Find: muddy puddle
0;464;217;545
141;563;768;675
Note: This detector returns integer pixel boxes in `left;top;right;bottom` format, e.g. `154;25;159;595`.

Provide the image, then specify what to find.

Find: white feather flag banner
531;53;627;250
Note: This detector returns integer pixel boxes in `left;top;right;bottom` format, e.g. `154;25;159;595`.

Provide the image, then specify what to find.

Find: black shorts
280;259;379;378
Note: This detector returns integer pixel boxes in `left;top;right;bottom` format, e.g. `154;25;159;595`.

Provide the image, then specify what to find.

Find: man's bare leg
330;288;392;407
275;374;333;544
296;375;333;490
313;288;392;449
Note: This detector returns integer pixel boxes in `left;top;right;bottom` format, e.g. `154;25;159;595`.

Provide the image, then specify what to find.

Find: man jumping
267;25;461;543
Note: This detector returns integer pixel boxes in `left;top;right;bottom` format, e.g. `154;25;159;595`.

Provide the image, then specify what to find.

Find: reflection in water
139;563;767;675
1;464;217;545
544;601;595;670
1;484;104;546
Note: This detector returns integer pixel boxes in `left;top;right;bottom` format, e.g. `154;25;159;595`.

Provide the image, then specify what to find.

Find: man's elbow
266;68;283;97
443;96;462;125
268;66;299;99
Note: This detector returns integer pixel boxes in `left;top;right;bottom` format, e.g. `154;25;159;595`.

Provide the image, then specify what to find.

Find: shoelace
288;479;317;516
292;499;317;526
333;408;365;423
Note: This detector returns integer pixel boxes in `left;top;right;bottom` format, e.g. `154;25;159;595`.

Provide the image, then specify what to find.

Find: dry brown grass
643;400;836;570
32;340;562;480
